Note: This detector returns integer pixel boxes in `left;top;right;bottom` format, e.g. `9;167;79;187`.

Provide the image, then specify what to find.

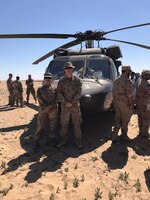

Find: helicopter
1;23;150;113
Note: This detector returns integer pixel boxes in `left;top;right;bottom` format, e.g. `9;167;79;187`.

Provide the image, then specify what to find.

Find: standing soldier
13;76;24;107
57;62;83;149
26;74;37;104
112;65;133;142
34;72;58;147
136;70;150;138
6;73;15;106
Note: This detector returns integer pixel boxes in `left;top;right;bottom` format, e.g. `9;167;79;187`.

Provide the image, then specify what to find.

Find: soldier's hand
65;102;73;108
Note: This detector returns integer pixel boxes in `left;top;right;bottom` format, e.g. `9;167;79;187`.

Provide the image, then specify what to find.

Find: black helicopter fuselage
46;48;119;113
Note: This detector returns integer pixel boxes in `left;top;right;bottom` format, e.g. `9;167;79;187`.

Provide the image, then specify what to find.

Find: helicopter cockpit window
47;60;84;79
85;59;111;79
47;60;66;79
71;60;84;78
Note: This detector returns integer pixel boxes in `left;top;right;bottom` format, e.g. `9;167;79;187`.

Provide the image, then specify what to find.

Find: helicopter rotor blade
0;33;76;39
104;37;150;50
103;22;150;35
32;39;81;64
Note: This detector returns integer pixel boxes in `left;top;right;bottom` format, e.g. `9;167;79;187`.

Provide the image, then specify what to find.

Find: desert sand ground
0;80;149;200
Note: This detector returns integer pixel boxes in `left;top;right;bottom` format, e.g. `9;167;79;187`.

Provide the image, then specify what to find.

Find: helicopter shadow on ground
7;110;115;183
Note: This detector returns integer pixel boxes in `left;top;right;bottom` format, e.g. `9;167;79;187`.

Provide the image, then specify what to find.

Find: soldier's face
44;77;52;85
65;67;73;77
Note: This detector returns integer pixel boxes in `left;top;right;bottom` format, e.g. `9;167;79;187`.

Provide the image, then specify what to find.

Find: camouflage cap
141;70;150;76
44;72;52;78
122;65;131;71
64;61;75;69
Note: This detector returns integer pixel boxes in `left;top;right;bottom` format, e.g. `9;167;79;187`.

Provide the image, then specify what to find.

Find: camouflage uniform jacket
112;74;133;103
26;78;34;89
57;76;82;104
37;84;57;108
136;79;150;106
13;80;23;93
7;78;14;92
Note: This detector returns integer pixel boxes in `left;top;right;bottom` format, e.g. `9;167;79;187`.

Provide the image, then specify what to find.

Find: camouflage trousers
60;103;82;140
14;91;23;107
35;106;58;140
137;104;150;135
26;88;36;102
113;100;132;136
8;89;15;106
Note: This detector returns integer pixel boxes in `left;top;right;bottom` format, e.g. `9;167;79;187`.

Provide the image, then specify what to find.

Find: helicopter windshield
85;59;110;79
48;60;84;79
47;56;111;80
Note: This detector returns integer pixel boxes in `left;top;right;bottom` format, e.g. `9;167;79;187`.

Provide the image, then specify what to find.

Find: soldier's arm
143;81;150;95
20;82;23;92
57;80;67;103
71;79;82;103
37;88;47;107
126;81;133;107
29;80;34;86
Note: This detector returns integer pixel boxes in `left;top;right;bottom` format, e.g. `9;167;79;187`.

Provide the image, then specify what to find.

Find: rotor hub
75;30;104;41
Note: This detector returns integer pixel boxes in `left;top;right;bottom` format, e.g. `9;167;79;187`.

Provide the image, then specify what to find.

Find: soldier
34;72;58;147
112;65;133;142
6;73;15;106
57;62;83;149
135;70;150;138
13;76;24;107
26;74;37;103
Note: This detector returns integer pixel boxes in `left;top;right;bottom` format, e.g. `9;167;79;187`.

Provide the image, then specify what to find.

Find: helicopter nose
83;94;92;103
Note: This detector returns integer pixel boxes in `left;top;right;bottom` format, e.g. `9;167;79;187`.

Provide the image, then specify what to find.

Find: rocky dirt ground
0;80;149;200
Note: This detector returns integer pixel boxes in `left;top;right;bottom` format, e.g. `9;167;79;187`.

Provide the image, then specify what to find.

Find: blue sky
0;0;150;80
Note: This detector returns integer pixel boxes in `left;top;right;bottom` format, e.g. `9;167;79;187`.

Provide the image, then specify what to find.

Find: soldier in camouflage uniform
34;72;58;147
57;62;83;149
13;76;24;107
112;66;133;142
6;73;15;106
26;74;37;103
135;70;150;138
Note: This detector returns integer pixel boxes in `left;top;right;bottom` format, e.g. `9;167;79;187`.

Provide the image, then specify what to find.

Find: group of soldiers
112;65;150;141
34;62;149;150
7;74;37;107
7;62;150;150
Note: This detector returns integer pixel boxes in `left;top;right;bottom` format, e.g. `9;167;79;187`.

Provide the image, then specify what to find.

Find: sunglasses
65;67;73;70
44;77;52;79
